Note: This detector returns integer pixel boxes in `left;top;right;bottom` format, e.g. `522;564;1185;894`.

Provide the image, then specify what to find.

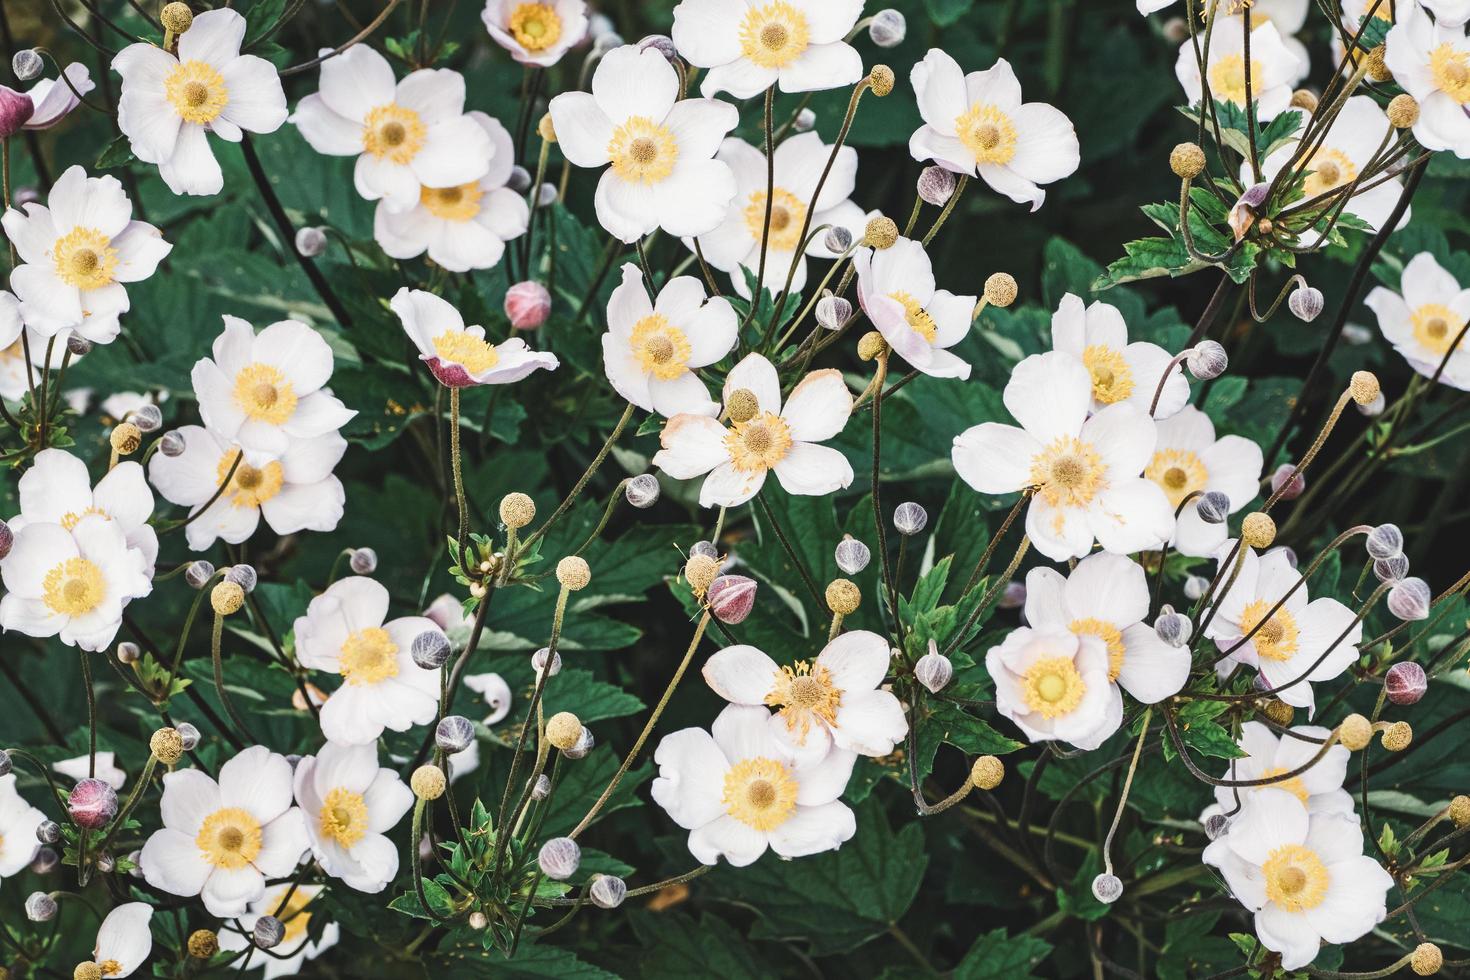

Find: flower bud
0;519;11;560
591;874;628;909
893;502;927;536
32;847;59;873
1339;713;1372;751
1186;341;1228;380
37;819;61;844
564;726;596;760
816;294;852;330
637;34;678;63
294;226;327;257
1374;554;1410;584
536;183;558;207
915;644;952;693
793;107;816;132
1411;943;1442;977
1204;812;1229;839
225;563;257;593
1270;464;1305;501
917;166;956;206
835;535;870;575
868;65;895;97
12;50;43;82
69;778;118;830
822;225;853;254
1356;391;1386;417
508;165;532;193
1241;512;1276;549
130;403;163;432
864;215;899;248
177;722;201;752
184;561;216;592
150;727;184;764
1381;720;1412;752
188;930;219;958
1366;523;1403;560
25;891;56;922
689;540;720;560
869;9;906;47
253;915;285;950
211;580;244;615
160;430;186;457
1091;873;1123;904
1289;87;1319;112
1229;183;1270;240
1196;490;1230;524
499;492;536;529
983;272;1018;308
530;774;551;800
1162;16;1189;42
1184;575;1209;601
970;756;1004;791
707;575;757;624
436;715;475;754
538;837;581;880
1388;577;1431;621
505;281;551;330
556;555;591;591
65;332;92;357
1170;142;1206;179
625;473;659;508
410;765;446;801
467;910;489;930
826;578;861;615
0;86;34;138
412;629;451;669
110;422;142;456
684;553;721;597
94;850;116;874
532;647;562;677
1155;612;1192;648
547;712;583;751
1288;284;1324;322
998;580;1027;610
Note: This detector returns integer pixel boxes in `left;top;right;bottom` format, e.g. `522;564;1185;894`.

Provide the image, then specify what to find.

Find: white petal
952;423;1043;495
651;727;731;831
702;645;779;704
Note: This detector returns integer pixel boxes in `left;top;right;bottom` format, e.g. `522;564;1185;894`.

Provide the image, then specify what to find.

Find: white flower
148;425;347;551
100;390;167;424
1202;789;1392;970
1145;405;1263;558
671;0;865;99
1203;722;1353;822
1204;541;1362;713
651;703;858;867
293;741;414;893
952;351;1174;562
482;0;590;66
0;322;68;402
0;516;151;651
987;626;1122;750
1023;552;1190;705
88;903;153;978
853;237;976;380
374;113;529;272
139;746;308;917
548;45;739;243
12;448;158;575
0;774;46;882
1163;5;1310;82
692;133;866;297
23;63;94;130
293;578;442;745
464;672;514;725
602;263;738;417
908;50;1079;211
291;45;493;212
1050;293;1190;419
1175;19;1298;121
653;353;853;507
1365;251;1470;389
113;9;287;196
1425;0;1470;27
702;630;908;762
54;752;128;791
0;165;170;343
191;316;355;456
217;884;339;979
392;288;559;388
1387;3;1470;157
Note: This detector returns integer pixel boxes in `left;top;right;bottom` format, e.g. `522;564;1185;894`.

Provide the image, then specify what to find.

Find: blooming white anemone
1050;293;1189;419
652;703;858;866
1175;19;1298;121
1203;722;1353;822
693;133;865;297
1365;251;1470;389
1386;4;1470;158
0;774;46;883
0;165;171;343
293;577;442;745
13;449;157;575
86;903;152;978
602;263;738;417
217;884;339;978
482;0;589;66
702;630;907;762
293;741;414;893
1202;789;1392;970
140;746;308;917
853;237;976;380
54;752;127;791
653;353;854;507
392;288;559;388
1146;405;1263;557
909;50;1079;211
987;627;1123;750
548;45;739;243
671;0;865;99
113;9;287;195
23;63;94;130
952;351;1174;561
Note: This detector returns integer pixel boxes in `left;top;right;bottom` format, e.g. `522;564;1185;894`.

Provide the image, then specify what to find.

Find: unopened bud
1091;873;1123;904
1155;612;1192;648
12;50;43;82
868;65;895;97
707;574;757;624
65;333;92;357
970;755;1004;790
37;819;61;844
185;561;216;591
1387;577;1431;621
536;183;557;207
225;563;257;593
0;749;10;777
25;892;57;922
177;722;201;751
252;915;285;950
349;547;378;575
507;165;532;193
295;226;327;257
826;578;861;615
1204;812;1229;839
625;473;659;508
412;629;451;669
530;774;551;800
1288;284;1324;322
160;430;186;457
532;647;562;677
131;403;163;432
917;166;956;206
564;726;595;760
590;874;627;909
1270;464;1305;501
868;9;906;47
1366;523;1403;560
0;520;10;561
1357;392;1386;417
689;540;719;560
1187;341;1228;380
68;778;118;830
1170;142;1206;179
0;87;32;139
998;580;1027;609
835;535;870;575
1374;553;1410;584
793;107;816;132
915;645;952;693
436;715;475;754
823;225;853;254
637;34;678;63
816;294;852;330
505;281;551;330
893;501;927;536
1196;490;1231;524
538;837;580;880
1184;574;1210;601
1386;663;1427;706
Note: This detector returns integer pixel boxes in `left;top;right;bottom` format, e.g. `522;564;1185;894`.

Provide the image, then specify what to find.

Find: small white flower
1386;3;1470;158
548;45;739;243
99;390;167;424
88;902;153;978
217;884;339;979
652;703;858;867
853;237;976;380
671;0;865;99
1365;251;1470;389
1202;789;1392;970
0;165;170;343
653;353;854;507
293;741;414;893
1145;405;1263;557
909;50;1079;211
0;775;46;882
602;263;738;417
464;672;513;725
1202;722;1353;824
987;626;1122;750
293;578;442;745
12;448;158;576
22;63;94;130
54;752;127;791
1050;293;1190;419
1175;19;1299;121
482;0;590;66
113;9;288;196
139;746;308;917
392;288;559;388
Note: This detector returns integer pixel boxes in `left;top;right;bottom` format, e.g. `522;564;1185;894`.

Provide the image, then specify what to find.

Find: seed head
556;556;591;591
915;645;953;693
1387;577;1431;622
1197;490;1231;524
1288;284;1324;322
816;294;853;330
116;640;141;664
823;225;853;254
1338;713;1372;751
500;492;536;529
1366;523;1403;560
590;874;628;909
546;712;583;751
835;535;871;575
1381;720;1412;752
625;474;660;509
1270;464;1305;501
160;2;194;34
25;891;57;922
294;226;327;257
211;581;244;616
412;628;451;669
857;331;888;361
436;715;476;754
1241;512;1276;549
893;501;928;536
1170;142;1206;179
1411;942;1442;976
188;930;219;958
160;430;186;457
1259;698;1293;727
864;215;899;248
1449;795;1470;828
12;50;43;82
971;755;1005;791
150;727;184;765
826;578;861;615
1365;45;1391;82
869;9;906;47
110;422;142;456
726;387;760;423
1186;340;1228;380
69;778;118;830
1387;94;1419;129
917;165;956;206
410;765;446;800
868;65;895;97
707;574;757;624
530;774;552;800
684;553;721;597
1350;371;1380;406
1091;873;1123;904
983;272;1018;308
73;964;103;980
538;837;581;880
537;113;556;143
1289;88;1319;112
252;915;285;950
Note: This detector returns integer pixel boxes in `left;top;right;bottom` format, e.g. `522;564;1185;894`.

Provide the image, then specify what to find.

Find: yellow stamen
1021;656;1087;718
508;2;563;51
165;60;229;124
1262;843;1329;912
738;2;811;69
419;183;484;222
1082;344;1135;405
723;411;793;473
1029;436;1106;511
1239;598;1300;662
42;558;106;617
362;104;427;164
1145;448;1209;509
607;116;679;184
1431;44;1470;104
432;330;500;374
52;228;119;291
764;661;842;744
1208;53;1265;107
216;452;285;509
318;787;369;848
1257;766;1310;804
232;363;297;425
1303;148;1358;197
1411;303;1465;356
743;188;808;253
630;314;692;380
1069;618;1125;682
195;807;263;870
955;104;1018;165
60;506;108;531
889;291;938;343
722;756;799;830
340;627;399;685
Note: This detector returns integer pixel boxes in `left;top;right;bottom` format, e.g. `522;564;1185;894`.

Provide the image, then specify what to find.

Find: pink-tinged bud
1270;464;1305;500
68;777;119;830
505;281;551;330
1229;183;1271;241
707;574;757;624
0;86;35;138
1385;662;1427;706
423;593;472;633
998;580;1026;610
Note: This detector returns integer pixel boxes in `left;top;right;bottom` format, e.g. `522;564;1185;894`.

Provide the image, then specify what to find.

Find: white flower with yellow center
1050;293;1190;419
602;264;738;418
952;351;1174;562
1146;405;1263;557
217;884;339;978
671;0;865;99
1203;788;1392;970
85;903;152;979
1366;251;1470;390
1204;542;1362;713
392;287;559;388
482;0;589;66
374;113;530;272
986;626;1123;750
1175;18;1298;120
702;630;907;763
1200;722;1353;828
1387;3;1470;158
653;353;854;507
293;577;443;745
293;741;414;893
853;237;977;380
548;45;740;243
139;746;308;917
290;45;493;213
0;775;46;884
909;50;1080;212
112;9;287;196
11;448;157;576
692;133;866;298
1158;4;1309;83
148;425;347;552
54;752;128;792
0;165;170;343
652;703;858;866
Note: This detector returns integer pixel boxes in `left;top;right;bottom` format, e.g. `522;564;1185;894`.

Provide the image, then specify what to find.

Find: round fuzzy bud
823;225;853;254
1270;464;1305;501
530;774;552;801
160;2;194;33
36;819;61;844
625;474;660;509
1184;574;1210;601
917;166;956;206
538;837;581;880
69;778;118;830
64;333;92;358
564;726;596;760
12;50;43;82
160;430;186;457
857;331;888;361
868;65;895;97
1387;94;1419;129
1155;612;1192;648
826;578;861;615
1186;340;1228;380
1196;490;1231;524
505;281;552;330
1350;371;1380;406
1241;512;1276;549
546;712;583;751
864;215;899;248
130;403;163;433
684;553;721;597
211;580;244;616
537;113;556;144
835;535;871;576
1357;392;1386;417
0;519;11;560
1450;795;1470;828
1374;554;1410;584
816;294;853;330
556;556;591;591
707;575;757;624
177;721;201;752
971;756;1004;791
0;748;10;777
188;930;219;958
25;891;57;922
410;765;446;801
1366;523;1404;560
467;910;489;930
294;226;327;257
225;563;257;593
252;915;285;950
983;272;1018;308
532;647;562;678
726;387;760;423
637;34;678;62
1289;88;1319;112
1170;142;1206;179
794;107;817;132
893;502;928;536
1381;720;1412;752
74;964;103;980
998;580;1027;610
1387;577;1432;622
1288;285;1324;322
1162;16;1190;42
915;648;953;694
1091;873;1123;904
1338;713;1372;751
869;9;906;47
110;423;142;456
508;165;532;193
1365;45;1391;82
689;540;719;561
1411;942;1442;976
500;492;536;529
436;715;476;754
32;847;58;875
150;727;184;764
1204;812;1230;839
590;874;628;909
349;547;378;575
412;629;451;669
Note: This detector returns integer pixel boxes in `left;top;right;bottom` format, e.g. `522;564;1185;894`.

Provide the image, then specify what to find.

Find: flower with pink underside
391;288;559;389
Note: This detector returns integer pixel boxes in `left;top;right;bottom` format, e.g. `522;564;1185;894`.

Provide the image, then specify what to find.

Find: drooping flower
113;9;288;195
908;50;1079;211
1385;3;1470;159
1174;19;1298;121
1145;405;1263;557
986;626;1123;750
216;884;339;979
54;752;128;792
293;741;414;893
1365;251;1470;390
86;903;153;979
547;45;739;243
464;671;513;725
1050;293;1189;419
0;775;46;883
671;0;865;99
853;237;976;380
392;288;559;388
1201;722;1353;825
23;63;94;130
12;449;157;575
482;0;590;66
651;703;858;866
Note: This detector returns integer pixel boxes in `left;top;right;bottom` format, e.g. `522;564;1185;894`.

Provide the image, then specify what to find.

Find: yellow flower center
318;787;369;848
629;314;693;380
1030;436;1106;510
890;291;938;343
764;661;842;744
743;188;808;253
274;887;316;946
722;756;799;831
1411;303;1465;356
738;1;811;69
60;506;108;531
1303;148;1358;197
1431;44;1470;104
607;116;679;184
724;411;793;473
1021;656;1087;719
99;961;123;976
1069;618;1125;682
508;2;563;51
432;330;500;374
1257;766;1310;804
1082;344;1135;405
215;451;285;509
362;104;427;164
165;60;229;124
1238;598;1300;662
419;182;484;222
1145;448;1209;509
340;627;399;685
955;104;1018;165
42;557;106;617
52;227;119;291
196;807;263;870
1208;53;1265;107
233;363;298;425
1262;843;1329;912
